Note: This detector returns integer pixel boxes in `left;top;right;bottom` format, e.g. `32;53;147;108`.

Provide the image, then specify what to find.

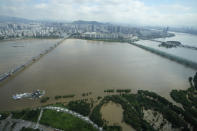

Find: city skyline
0;0;197;27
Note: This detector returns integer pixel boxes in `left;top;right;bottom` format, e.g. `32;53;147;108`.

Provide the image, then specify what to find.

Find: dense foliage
67;100;91;116
90;95;154;130
90;89;195;131
136;90;188;129
55;94;75;100
12;109;40;122
40;97;50;103
90;102;105;127
104;89;114;93
116;89;131;93
62;94;75;98
82;92;92;97
0;112;10;120
170;87;197;129
54;95;62;100
103;125;122;131
20;127;40;131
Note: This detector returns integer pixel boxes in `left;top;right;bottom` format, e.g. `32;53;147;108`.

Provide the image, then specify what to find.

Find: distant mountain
0;16;33;23
72;20;105;25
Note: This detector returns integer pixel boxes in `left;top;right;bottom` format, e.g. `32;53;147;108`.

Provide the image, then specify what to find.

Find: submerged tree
188;76;193;87
193;72;197;90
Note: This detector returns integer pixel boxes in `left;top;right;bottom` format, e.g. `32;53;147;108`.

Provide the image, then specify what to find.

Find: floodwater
0;39;196;111
100;101;135;131
157;32;197;47
136;32;197;63
0;39;61;74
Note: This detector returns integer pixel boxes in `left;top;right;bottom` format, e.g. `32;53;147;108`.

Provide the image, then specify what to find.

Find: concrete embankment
129;42;197;70
0;37;68;83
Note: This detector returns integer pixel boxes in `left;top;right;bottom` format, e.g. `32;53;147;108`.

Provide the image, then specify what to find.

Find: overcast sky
0;0;197;27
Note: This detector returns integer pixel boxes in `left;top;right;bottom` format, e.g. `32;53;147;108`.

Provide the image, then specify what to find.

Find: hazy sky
0;0;197;27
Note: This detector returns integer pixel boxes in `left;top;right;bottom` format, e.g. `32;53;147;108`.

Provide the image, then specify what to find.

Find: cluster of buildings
0;20;168;40
76;32;138;41
0;22;67;39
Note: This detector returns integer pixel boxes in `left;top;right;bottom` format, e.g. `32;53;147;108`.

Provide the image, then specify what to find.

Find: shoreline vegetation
1;73;197;131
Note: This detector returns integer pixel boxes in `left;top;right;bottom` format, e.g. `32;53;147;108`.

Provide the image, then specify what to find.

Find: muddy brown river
0;39;196;111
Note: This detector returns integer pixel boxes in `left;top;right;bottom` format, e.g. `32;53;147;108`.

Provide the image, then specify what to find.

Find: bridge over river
0;36;69;83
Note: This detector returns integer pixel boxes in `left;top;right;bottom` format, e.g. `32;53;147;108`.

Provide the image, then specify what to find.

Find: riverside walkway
0;36;69;83
35;109;43;129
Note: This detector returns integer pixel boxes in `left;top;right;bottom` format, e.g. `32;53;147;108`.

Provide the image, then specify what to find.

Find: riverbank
72;37;130;43
1;84;196;131
1;70;197;130
0;37;63;42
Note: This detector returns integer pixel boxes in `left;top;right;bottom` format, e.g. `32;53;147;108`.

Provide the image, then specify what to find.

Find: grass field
40;109;98;131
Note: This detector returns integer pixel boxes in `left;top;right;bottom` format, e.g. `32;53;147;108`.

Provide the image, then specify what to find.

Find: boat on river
12;90;45;100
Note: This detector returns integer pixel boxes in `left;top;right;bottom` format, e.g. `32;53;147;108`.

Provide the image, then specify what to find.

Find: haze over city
0;0;197;131
0;0;197;27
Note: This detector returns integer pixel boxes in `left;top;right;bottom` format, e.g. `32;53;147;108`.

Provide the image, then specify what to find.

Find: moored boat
12;90;45;100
